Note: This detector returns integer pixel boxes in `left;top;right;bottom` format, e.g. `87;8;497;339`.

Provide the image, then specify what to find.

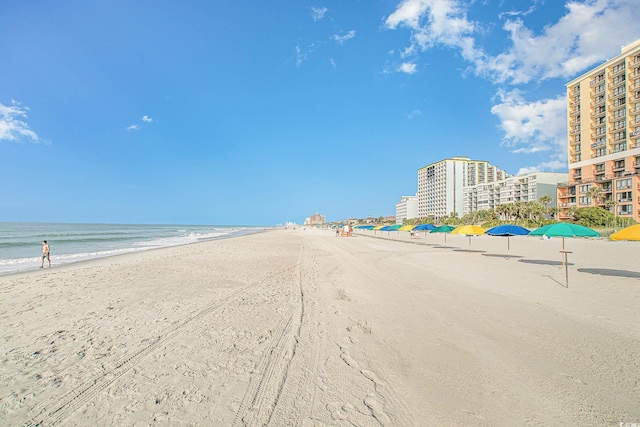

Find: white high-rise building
417;157;509;219
395;195;418;224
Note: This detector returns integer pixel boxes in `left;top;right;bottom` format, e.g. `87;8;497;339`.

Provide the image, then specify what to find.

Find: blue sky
2;0;640;225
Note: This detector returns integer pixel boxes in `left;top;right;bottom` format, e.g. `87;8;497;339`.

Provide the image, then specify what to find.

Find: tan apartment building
558;39;640;222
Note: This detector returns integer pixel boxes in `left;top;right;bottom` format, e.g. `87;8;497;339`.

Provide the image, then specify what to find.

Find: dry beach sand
1;229;639;426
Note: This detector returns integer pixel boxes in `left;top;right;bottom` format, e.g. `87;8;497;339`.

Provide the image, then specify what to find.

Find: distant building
559;38;640;222
395;195;418;224
418;156;509;219
464;172;568;214
304;212;325;226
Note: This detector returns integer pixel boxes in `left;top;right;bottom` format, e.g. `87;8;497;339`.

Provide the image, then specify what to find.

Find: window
613;74;626;85
614;119;626;129
595;83;605;93
613;107;625;118
614;130;626;141
614;97;626;107
579;196;591;205
613;85;626;96
579;184;590;194
595;95;605;104
614;160;625;169
617;191;633;202
618;205;632;215
595;147;607;157
594;136;606;147
616;178;632;189
613;142;627;153
613;62;625;73
574;134;581;143
595;163;605;172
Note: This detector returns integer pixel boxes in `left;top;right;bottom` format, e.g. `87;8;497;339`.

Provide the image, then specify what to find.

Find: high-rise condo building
417;157;509;219
464;172;568;214
558;39;640;222
395;195;418;224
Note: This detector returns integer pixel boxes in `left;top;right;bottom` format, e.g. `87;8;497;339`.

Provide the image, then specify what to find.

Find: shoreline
0;226;272;278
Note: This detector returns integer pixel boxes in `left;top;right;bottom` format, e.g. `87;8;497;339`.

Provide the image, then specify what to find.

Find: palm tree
538;194;552;209
588;186;605;207
538;194;552;218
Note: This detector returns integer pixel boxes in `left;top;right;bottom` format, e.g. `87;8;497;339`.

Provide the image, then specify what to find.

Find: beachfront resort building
417;157;509;220
304;212;325;226
558;39;640;222
395;195;418;224
464;172;568;214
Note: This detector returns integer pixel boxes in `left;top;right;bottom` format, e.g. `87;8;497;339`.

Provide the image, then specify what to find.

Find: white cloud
386;0;640;84
491;89;567;170
311;6;328;21
0;100;40;143
127;115;154;131
329;58;336;68
331;30;356;45
295;45;307;66
385;0;479;63
477;0;640;84
408;109;422;119
399;62;418;74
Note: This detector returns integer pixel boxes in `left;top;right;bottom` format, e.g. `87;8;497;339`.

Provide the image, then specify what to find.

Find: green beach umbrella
431;225;455;248
530;222;600;288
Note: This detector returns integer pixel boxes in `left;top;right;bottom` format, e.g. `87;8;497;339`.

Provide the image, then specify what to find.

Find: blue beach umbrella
413;224;435;231
485;224;530;258
413;224;436;244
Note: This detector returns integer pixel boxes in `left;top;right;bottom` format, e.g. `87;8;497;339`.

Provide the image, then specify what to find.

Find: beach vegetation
572;206;614;227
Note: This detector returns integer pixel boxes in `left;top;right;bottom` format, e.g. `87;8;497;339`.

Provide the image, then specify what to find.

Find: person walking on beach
41;240;51;268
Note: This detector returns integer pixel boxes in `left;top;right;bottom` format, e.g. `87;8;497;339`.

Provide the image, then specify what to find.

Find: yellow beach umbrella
398;225;416;231
610;224;640;241
451;225;486;252
373;225;385;230
451;225;486;235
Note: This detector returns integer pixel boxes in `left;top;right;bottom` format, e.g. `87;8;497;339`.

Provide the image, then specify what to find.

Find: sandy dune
1;229;639;426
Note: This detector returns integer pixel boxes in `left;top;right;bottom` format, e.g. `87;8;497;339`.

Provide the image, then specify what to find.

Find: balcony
557;191;576;198
612;164;626;171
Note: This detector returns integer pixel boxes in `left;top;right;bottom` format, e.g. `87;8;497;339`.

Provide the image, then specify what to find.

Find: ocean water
0;222;265;275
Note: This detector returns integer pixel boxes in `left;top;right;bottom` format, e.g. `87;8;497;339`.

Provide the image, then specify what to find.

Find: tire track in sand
21;264;300;427
232;239;307;427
